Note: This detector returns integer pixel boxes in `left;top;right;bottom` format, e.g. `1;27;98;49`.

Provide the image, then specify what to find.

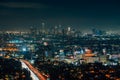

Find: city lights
0;0;120;79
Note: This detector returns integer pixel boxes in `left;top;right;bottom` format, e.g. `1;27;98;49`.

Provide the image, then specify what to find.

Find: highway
21;60;46;80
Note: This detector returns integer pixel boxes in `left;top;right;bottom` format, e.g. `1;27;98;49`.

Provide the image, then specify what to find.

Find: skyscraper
30;26;37;36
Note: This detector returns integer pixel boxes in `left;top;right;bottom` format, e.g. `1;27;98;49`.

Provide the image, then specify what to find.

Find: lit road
21;60;46;80
21;60;39;80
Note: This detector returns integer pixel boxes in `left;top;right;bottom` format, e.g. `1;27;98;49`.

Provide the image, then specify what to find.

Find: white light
22;48;27;52
43;42;48;46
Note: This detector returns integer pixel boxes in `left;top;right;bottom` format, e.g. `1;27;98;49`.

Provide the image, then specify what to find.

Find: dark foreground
0;57;32;80
34;60;120;80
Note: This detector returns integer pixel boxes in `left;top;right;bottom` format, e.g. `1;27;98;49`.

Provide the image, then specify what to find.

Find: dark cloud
0;2;49;9
0;0;120;32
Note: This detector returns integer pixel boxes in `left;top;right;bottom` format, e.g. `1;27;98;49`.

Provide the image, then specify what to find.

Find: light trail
21;60;39;80
21;60;46;80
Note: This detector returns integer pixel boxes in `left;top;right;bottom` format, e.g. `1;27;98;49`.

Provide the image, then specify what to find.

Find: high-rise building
30;26;37;36
42;22;45;33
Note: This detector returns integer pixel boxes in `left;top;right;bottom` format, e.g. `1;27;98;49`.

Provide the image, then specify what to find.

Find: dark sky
0;0;120;32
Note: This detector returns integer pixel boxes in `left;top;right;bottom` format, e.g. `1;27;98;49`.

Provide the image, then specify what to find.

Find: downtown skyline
0;0;120;33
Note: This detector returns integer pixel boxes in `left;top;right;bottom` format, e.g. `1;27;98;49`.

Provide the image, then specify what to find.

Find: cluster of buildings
0;26;120;65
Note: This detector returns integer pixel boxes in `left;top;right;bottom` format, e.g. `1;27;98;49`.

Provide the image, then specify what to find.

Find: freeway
21;60;46;80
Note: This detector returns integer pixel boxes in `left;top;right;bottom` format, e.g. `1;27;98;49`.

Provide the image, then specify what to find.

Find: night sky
0;0;120;32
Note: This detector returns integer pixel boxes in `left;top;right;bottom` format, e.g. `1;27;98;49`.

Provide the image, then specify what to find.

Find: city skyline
0;0;120;32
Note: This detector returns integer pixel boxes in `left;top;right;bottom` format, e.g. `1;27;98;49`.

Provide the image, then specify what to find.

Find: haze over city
1;0;120;80
0;0;120;33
